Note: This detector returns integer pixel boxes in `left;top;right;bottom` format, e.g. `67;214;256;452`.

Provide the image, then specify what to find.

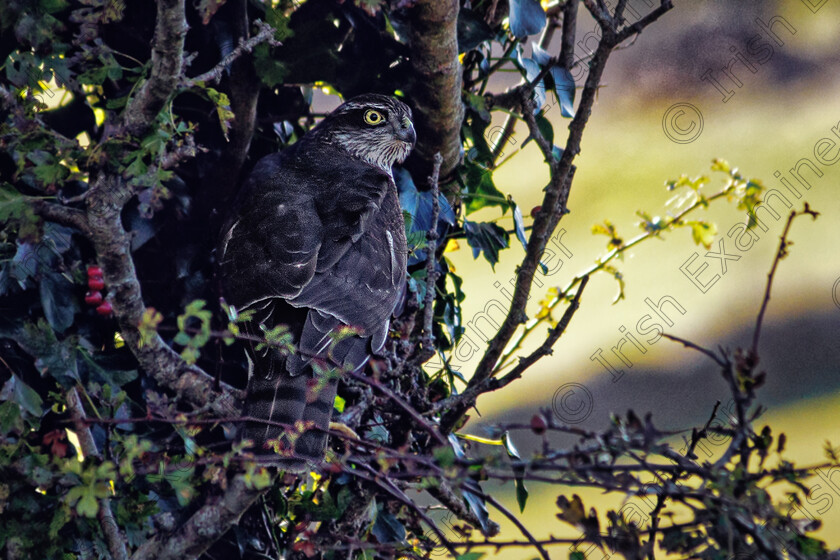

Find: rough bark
130;474;273;560
406;0;464;185
85;175;243;417
120;0;188;137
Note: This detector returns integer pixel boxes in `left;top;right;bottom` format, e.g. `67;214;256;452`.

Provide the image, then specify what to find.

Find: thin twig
751;204;818;356
421;153;443;355
660;333;725;367
483;494;551;560
435;274;589;413
185;21;279;87
346;370;447;445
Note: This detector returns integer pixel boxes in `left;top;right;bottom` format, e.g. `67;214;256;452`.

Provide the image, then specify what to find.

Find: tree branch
751;204;818;356
121;0;187;136
184;20;278;87
66;388;129;560
440;0;674;433
435;274;588;414
406;0;464;183
615;0;674;43
30;200;93;238
420;153;443;356
130;473;274;560
560;0;579;71
85;176;243;417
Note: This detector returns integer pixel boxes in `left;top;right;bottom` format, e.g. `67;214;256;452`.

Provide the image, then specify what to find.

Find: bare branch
483;494;550;560
121;0;188;136
130;473;274;560
582;0;613;29
85;176;243;417
425;477;501;538
346;370;446;446
30;200;93;238
420;153;443;356
441;0;674;433
751;204;819;356
660;332;725;367
615;0;674;43
185;20;279;87
560;0;580;71
435;274;588;414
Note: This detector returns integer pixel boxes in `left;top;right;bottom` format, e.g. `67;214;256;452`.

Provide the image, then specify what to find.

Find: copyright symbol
662;102;704;144
833;276;840;310
552;383;593;424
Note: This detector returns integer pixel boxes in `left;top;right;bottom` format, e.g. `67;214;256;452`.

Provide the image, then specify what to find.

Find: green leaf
432;445;456;467
0;401;22;435
462;161;505;215
76;491;99;518
510;199;528;251
686;220;717;249
39;269;78;333
463;220;509;269
457;7;494;53
371;510;406;544
456;554;485;560
254;43;288;88
205;88;234;140
8;375;44;417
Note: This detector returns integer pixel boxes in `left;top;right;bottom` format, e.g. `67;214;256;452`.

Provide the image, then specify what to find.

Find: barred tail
243;355;337;472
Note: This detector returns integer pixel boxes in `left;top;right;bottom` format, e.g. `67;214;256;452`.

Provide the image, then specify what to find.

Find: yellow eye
364;109;385;125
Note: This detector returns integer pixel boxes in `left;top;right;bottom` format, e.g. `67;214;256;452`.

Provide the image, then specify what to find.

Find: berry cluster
84;265;112;316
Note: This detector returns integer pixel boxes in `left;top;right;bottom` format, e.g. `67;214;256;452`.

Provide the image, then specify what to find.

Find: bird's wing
218;156;324;310
289;186;407;357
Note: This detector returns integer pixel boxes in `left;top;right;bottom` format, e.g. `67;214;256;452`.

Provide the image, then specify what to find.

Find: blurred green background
441;0;840;554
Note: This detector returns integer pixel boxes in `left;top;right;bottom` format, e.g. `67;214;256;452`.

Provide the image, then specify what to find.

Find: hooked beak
394;116;416;146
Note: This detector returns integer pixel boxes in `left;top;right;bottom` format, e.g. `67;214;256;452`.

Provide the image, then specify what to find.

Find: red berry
95;301;113;316
84;291;103;306
530;414;547;435
530;205;542;218
87;265;103;278
88;277;105;290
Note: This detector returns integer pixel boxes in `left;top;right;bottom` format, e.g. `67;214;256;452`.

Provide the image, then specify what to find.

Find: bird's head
318;94;416;173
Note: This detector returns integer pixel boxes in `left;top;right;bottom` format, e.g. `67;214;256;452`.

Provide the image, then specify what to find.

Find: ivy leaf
457;7;494;53
0;401;22;435
254;43;288;88
464;220;509;269
395;167;455;265
462;160;505;214
532;44;575;118
2;375;44;418
371;510;406;544
509;0;546;38
39;269;78;333
510;199;528;251
515;52;545;113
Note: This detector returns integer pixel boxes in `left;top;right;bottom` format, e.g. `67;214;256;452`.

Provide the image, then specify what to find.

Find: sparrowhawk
218;94;415;471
